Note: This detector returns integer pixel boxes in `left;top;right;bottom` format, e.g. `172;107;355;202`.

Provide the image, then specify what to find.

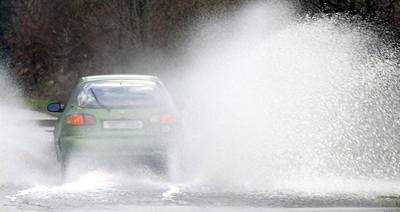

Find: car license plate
103;120;143;129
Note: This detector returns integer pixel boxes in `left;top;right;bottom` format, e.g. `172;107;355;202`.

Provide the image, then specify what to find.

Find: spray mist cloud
0;67;57;185
175;1;400;194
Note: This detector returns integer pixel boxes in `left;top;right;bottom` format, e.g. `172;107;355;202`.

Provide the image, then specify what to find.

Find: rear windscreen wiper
90;88;111;112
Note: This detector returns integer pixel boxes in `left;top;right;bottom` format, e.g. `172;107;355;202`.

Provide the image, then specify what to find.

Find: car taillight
162;114;174;125
65;114;96;126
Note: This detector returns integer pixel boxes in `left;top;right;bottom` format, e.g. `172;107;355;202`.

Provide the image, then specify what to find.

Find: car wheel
147;155;168;176
54;140;66;179
59;153;69;179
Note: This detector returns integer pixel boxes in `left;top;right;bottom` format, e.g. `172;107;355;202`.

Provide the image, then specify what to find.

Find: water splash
7;170;115;201
176;1;400;194
0;67;57;186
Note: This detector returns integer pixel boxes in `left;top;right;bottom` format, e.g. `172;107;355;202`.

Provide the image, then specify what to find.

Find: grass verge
25;98;55;112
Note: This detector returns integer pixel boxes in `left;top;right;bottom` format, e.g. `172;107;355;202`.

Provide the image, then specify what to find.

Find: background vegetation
0;0;399;100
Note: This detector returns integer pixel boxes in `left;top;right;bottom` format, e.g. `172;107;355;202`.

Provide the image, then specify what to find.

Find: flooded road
3;175;400;210
3;173;400;211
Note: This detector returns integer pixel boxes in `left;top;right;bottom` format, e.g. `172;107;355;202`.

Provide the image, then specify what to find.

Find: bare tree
2;0;400;99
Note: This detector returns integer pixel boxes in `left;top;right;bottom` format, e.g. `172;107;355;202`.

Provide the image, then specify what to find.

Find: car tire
147;155;168;176
59;153;69;179
54;140;67;179
54;140;62;162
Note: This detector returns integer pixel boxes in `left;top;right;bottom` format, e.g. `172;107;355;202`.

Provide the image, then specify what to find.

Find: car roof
81;74;159;83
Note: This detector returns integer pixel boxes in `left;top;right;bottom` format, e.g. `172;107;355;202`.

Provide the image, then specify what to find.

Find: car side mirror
47;102;64;113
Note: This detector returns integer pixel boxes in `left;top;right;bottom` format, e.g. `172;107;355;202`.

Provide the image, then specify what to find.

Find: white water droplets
177;1;400;193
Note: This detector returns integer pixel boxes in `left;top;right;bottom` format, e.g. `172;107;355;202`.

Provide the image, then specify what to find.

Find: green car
47;75;182;174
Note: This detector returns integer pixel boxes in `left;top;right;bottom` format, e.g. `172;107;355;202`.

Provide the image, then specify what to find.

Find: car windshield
77;80;162;108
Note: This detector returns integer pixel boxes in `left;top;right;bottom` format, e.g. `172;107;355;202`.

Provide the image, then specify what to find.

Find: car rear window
77;80;163;108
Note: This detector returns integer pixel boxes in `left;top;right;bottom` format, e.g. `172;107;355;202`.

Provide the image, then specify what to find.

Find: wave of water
176;1;400;194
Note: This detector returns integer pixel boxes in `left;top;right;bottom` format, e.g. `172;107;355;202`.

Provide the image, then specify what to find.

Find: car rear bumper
60;135;170;156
